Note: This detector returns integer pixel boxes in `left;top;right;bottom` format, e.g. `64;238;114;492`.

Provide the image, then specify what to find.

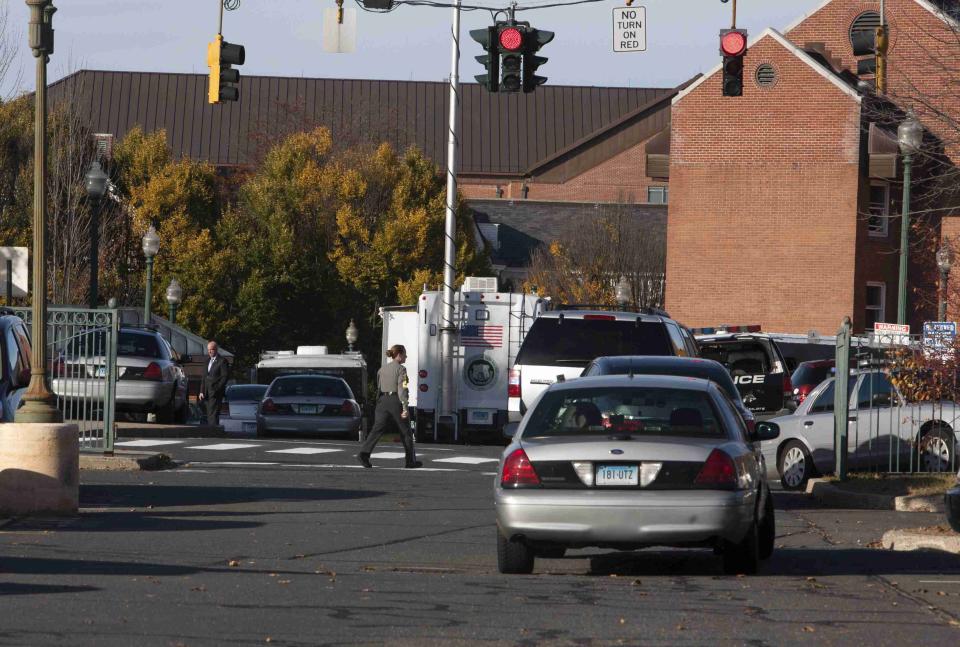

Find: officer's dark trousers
360;393;415;463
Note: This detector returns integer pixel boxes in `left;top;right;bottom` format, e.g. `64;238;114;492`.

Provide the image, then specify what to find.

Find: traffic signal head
719;29;747;97
498;25;524;92
522;28;553;93
470;27;499;92
207;35;245;104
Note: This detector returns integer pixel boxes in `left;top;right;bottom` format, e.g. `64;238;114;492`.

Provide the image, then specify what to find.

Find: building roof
48;70;675;175
783;0;959;33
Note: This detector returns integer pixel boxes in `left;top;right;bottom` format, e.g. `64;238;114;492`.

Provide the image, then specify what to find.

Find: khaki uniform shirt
378;360;409;408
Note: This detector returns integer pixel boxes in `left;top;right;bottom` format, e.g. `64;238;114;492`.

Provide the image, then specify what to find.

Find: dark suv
0;311;32;422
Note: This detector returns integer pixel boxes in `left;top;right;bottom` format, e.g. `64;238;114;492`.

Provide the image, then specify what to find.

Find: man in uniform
357;344;421;468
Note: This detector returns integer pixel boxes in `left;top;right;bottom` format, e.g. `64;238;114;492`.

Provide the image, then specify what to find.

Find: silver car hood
519;435;718;463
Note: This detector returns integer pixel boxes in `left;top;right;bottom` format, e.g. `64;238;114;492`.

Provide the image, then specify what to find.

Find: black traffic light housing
470;26;499;92
207;35;245;104
522;27;554;93
719;28;747;97
497;24;525;92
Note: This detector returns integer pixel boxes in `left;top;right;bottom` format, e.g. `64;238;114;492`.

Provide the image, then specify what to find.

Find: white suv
507;310;698;424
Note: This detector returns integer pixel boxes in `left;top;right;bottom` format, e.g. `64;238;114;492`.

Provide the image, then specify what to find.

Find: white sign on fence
0;247;28;298
613;7;646;52
873;321;910;345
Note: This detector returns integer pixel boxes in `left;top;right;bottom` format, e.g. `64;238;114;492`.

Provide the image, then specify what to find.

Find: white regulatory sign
613;6;646;53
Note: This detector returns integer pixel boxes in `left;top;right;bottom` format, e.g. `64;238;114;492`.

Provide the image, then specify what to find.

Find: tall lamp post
84;160;108;310
937;245;953;322
142;226;160;324
165;278;182;325
897;111;923;325
615;276;632;311
345;319;359;353
18;1;61;423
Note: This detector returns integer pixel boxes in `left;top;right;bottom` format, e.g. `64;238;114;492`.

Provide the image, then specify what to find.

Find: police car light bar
690;324;762;335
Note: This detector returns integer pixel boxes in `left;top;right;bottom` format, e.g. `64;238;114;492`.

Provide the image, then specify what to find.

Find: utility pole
439;0;461;442
877;0;888;94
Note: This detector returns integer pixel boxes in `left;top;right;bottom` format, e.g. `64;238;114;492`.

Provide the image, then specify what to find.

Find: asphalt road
2;436;960;645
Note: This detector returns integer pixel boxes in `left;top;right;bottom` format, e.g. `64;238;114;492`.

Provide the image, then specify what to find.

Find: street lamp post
165;278;182;325
897;111;923;325
937;245;953;322
142;226;160;324
345;319;359;353
84;160;108;310
18;0;61;423
615;276;632;311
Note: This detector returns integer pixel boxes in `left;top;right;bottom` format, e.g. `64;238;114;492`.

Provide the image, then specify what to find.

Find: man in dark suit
199;340;229;427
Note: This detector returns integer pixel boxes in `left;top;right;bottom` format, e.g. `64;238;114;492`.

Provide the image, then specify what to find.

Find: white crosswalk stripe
185;443;262;451
369;452;408;460
266;447;342;455
114;440;185;448
432;456;499;465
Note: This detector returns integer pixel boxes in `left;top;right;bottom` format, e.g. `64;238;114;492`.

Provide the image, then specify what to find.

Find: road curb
881;529;960;553
807;478;945;513
80;451;174;471
116;423;226;439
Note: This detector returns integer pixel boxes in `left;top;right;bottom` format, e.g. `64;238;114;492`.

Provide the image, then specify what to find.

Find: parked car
495;374;779;575
509;310;699;423
221;384;268;434
50;326;189;423
762;370;960;490
696;332;794;419
0;311;32;422
257;375;362;438
789;359;835;408
581;356;756;434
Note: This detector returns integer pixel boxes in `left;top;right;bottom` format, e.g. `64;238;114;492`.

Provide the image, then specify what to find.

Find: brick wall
459;132;667;203
666;33;867;334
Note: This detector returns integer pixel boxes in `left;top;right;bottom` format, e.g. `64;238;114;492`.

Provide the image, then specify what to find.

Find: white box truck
380;277;543;443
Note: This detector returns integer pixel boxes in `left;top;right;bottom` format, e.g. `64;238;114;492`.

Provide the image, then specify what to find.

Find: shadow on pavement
0;582;100;596
18;511;264;533
80;484;384;508
585;546;960;577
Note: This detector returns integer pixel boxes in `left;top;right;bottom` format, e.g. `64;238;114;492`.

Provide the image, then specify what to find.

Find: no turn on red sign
613;6;646;52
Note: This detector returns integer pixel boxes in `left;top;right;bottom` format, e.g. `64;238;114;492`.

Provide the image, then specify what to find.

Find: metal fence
837;330;959;475
13;306;119;453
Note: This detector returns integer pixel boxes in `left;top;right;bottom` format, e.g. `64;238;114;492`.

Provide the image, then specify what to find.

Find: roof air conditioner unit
297;346;328;355
462;276;498;293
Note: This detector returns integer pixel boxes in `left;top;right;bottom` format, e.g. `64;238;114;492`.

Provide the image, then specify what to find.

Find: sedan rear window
117;333;162;359
226;385;268;401
516;320;673;368
522;387;726;438
269;377;351;399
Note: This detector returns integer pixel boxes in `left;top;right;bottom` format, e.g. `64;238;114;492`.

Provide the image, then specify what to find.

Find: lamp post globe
345;319;359;352
615;276;631;310
938;245;953;322
166;278;183;325
84;160;108;200
898;112;923;155
937;246;953;274
142;225;160;324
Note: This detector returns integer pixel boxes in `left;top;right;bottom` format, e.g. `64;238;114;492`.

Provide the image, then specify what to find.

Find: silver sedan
257;375;362;438
495;374;779;575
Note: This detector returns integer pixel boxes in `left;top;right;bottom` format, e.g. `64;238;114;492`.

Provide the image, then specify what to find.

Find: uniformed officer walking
357;344;422;469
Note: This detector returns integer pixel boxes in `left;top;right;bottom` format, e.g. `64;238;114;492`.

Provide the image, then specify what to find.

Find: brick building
666;0;960;334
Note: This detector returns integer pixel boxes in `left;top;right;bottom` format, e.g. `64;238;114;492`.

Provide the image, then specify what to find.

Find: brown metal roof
48;70;675;175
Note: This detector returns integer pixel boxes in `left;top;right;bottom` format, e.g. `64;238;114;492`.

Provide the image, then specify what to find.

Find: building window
868;182;890;237
865;282;886;330
849;11;881;49
647;186;668;204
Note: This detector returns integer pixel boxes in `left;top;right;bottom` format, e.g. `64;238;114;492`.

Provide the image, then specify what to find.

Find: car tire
758;491;775;560
497;528;534;574
919;426;955;473
778;440;813;491
536;547;566;559
722;521;759;575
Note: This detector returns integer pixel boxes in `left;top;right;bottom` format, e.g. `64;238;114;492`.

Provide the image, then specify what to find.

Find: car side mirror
503;422;520;438
752;421;780;442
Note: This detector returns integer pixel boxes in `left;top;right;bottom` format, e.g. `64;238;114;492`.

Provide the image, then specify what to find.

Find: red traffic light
499;27;523;51
720;30;747;57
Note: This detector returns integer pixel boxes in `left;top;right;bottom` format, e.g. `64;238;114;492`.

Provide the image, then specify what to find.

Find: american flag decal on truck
460;325;503;348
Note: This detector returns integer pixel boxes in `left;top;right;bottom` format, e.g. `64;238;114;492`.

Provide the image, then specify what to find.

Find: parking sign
613;7;646;52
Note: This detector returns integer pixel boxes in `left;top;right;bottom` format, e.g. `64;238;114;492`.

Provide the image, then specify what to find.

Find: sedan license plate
299;405;319;415
596;464;638;486
95;367;106;378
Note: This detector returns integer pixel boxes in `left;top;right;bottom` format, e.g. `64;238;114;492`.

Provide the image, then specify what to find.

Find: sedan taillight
261;398;277;414
694;449;738;489
143;362;162;381
339;400;358;416
501;448;540;488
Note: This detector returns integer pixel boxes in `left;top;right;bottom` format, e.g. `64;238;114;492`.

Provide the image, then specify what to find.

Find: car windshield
227;385;268;401
268;377;351;399
592;361;741;403
522;386;726;438
516;319;673;368
791;362;833;388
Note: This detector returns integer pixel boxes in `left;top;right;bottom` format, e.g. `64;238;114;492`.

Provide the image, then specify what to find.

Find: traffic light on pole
719;28;747;97
470;26;499;92
522;28;553;93
207;34;245;104
498;24;524;93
